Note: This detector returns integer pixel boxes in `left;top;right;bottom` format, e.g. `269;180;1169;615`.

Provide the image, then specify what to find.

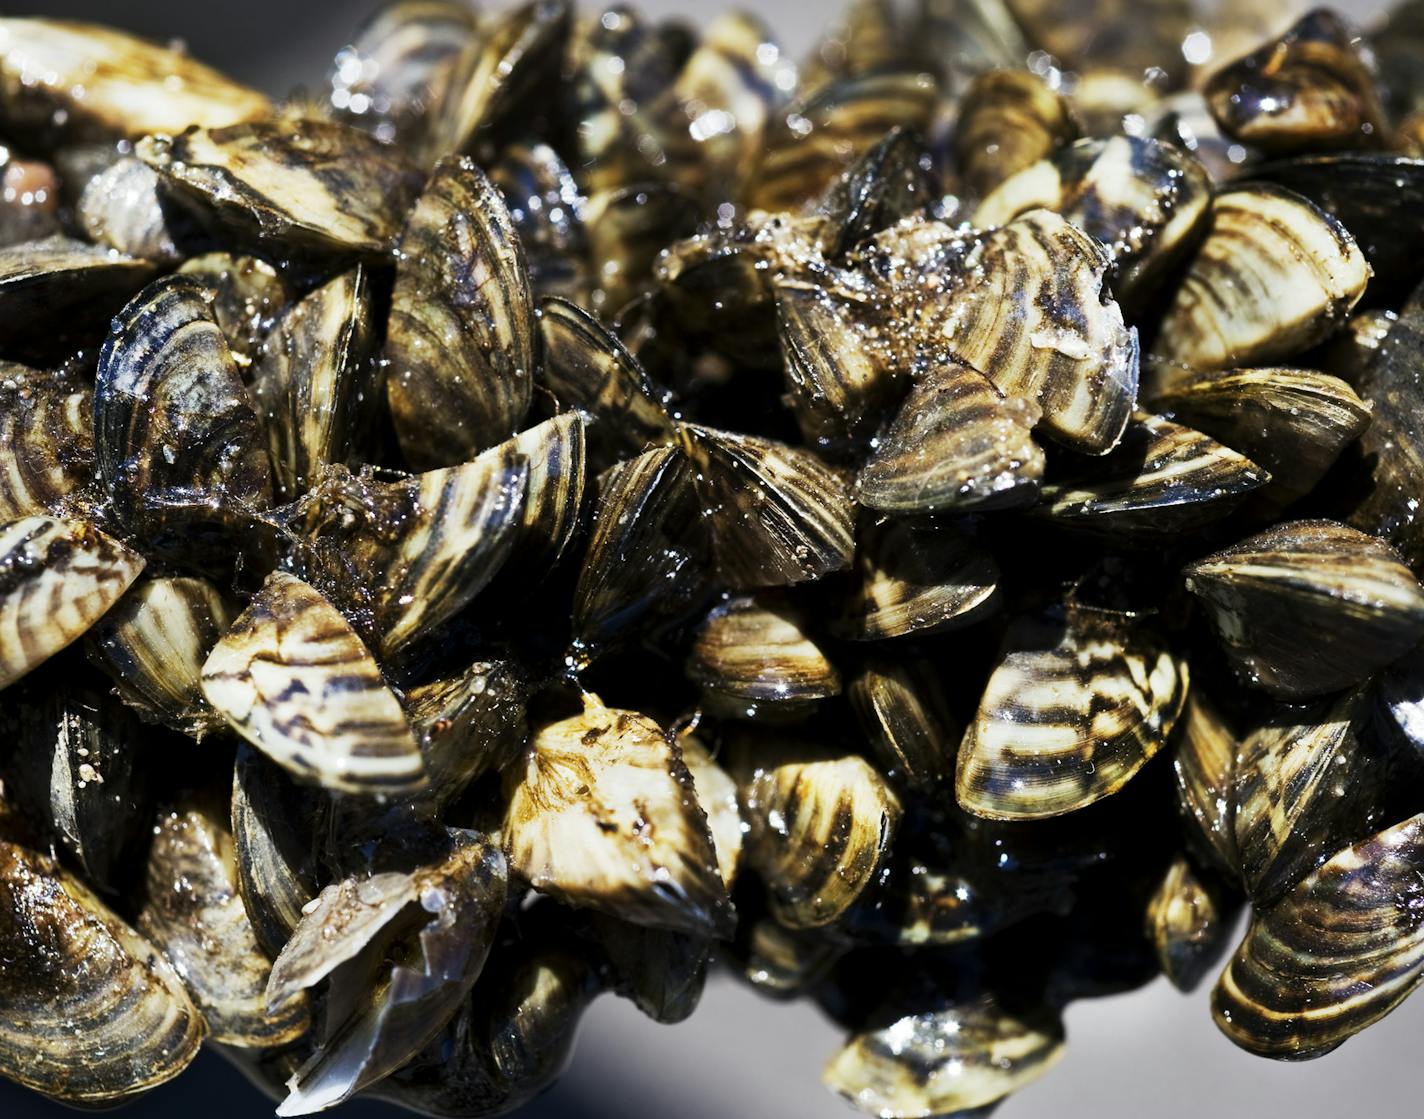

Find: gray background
3;1;1417;1117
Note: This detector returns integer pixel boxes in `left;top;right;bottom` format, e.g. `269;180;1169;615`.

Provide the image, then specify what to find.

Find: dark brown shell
0;363;94;521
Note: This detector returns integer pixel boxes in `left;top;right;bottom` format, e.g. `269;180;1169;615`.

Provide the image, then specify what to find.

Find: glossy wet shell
1146;855;1237;994
953;69;1078;200
687;596;840;708
0;364;94;521
0;235;155;335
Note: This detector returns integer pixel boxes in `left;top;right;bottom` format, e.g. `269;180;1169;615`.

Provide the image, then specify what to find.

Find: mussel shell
1005;0;1192;83
0;235;156;351
0;18;269;147
386;156;535;468
572;445;710;650
1213;812;1424;1059
498;413;587;582
953;68;1079;200
849;659;962;790
139;797;310;1047
817;126;933;259
95;275;272;564
1184;519;1424;699
176;252;292;370
955;604;1188;820
0;839;205;1103
489;142;589;303
0;363;95;521
732;916;842;997
916;0;1030;94
1035;410;1270;537
0;515;144;690
1151;366;1371;507
679;734;743;889
1172;686;1241;876
679;423;856;588
582;182;702;315
503;700;732;937
1150;184;1369;376
85;575;233;736
1145;854;1239;994
138;119;423;259
587;914;708;1025
201;570;426;795
974;136;1212;305
404;660;529;809
250;266;376;501
77;155;186;262
687;595;840;709
841;518;1000;640
1203;10;1385;155
855;355;1044;514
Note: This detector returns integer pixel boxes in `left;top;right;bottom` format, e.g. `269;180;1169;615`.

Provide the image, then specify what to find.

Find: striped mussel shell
76;156;184;263
250;266;377;501
799;0;904;95
1183;520;1424;700
816;126;933;259
582;181;702;315
952;68;1079;200
1150;366;1371;507
503;697;733;937
138;794;310;1048
572;445;711;650
86;574;235;736
731;914;842;998
137;119;423;260
855;355;1043;514
0;515;143;690
849;658;962;791
1004;0;1192;85
1034;410;1270;538
1149;185;1369;379
200;570;426;796
1172;685;1242;876
1212;812;1424;1060
1348;278;1424;571
0;838;205;1104
266;829;507;1116
823;989;1065;1118
1203;10;1386;156
0;18;269;148
747;69;939;212
733;731;902;929
497;413;587;583
841;518;1000;641
0;235;156;350
974;136;1212;306
230;744;322;960
0;363;95;521
489;142;590;304
386;157;535;469
1145;854;1240;994
955;603;1188;821
94;275;272;566
678;423;856;589
687;594;840;720
176;252;292;370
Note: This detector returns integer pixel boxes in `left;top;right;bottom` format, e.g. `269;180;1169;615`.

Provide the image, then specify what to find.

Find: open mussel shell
1035;410;1270;537
1348;278;1424;571
1150;185;1369;377
537;295;675;460
1248;154;1424;299
854;355;1044;514
679;423;856;588
735;733;902;929
572;445;710;650
748;69;939;212
95;275;272;566
0;515;144;690
139;795;309;1047
823;989;1065;1118
974;136;1212;307
1203;10;1385;156
267;829;507;1115
387;156;535;468
687;595;840;717
296;447;529;657
1145;854;1239;994
231;745;322;960
1151;366;1371;507
841;518;1000;641
504;698;732;937
953;68;1079;200
817;126;932;259
176;252;292;370
1173;686;1241;876
0;235;156;352
955;604;1187;821
86;575;233;736
77;156;185;262
138;119;422;259
251;266;376;502
0;18;269;147
1184;520;1424;700
0;363;95;521
1213;812;1424;1060
0;839;205;1103
849;659;962;791
201;570;426;795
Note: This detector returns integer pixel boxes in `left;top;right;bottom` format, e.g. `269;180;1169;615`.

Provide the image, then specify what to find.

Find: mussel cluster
3;1;1424;1116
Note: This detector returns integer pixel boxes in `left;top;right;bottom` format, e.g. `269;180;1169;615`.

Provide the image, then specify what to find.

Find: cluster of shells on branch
2;1;1424;1116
